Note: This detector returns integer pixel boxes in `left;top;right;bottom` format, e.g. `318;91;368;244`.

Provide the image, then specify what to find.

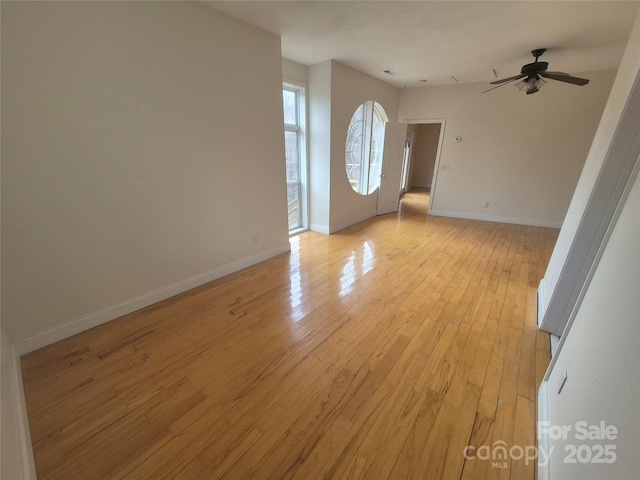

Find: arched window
345;101;387;195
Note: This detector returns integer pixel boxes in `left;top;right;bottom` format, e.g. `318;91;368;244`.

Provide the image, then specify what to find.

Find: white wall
328;61;400;232
1;1;290;352
282;58;308;85
398;70;616;227
308;61;332;233
1;12;35;468
538;10;640;335
538;165;639;480
308;60;401;234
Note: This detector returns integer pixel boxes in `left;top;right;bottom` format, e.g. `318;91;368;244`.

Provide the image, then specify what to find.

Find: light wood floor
22;189;558;480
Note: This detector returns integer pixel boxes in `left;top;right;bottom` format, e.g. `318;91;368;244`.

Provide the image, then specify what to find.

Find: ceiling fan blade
540;72;590;86
483;78;521;93
490;74;525;85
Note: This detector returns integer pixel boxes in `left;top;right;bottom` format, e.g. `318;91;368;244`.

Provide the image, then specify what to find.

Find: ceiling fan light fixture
515;76;547;94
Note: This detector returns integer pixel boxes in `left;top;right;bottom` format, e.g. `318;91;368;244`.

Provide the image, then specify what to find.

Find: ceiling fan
484;48;590;95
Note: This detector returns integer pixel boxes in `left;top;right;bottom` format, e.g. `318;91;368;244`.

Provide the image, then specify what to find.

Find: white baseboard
309;211;377;235
329;211;377;234
309;223;330;235
429;209;563;229
16;244;291;355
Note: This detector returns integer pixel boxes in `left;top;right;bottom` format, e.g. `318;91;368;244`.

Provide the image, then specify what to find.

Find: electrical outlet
483;201;489;208
252;233;259;244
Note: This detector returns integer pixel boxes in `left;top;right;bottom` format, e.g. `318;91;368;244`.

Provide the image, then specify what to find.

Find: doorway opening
399;187;432;216
401;120;445;216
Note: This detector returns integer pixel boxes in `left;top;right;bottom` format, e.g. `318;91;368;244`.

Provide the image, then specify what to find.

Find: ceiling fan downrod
532;48;547;62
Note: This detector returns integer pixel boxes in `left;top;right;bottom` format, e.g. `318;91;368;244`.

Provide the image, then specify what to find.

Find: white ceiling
205;1;639;88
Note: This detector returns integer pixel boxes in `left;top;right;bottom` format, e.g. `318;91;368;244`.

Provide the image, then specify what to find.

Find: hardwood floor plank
413;381;482;480
486;400;516;480
21;189;558;480
387;388;445;480
460;411;494;480
510;395;536;480
221;367;358;479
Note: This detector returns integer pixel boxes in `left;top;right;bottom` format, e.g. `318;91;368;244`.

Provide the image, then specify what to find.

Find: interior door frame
403;118;446;215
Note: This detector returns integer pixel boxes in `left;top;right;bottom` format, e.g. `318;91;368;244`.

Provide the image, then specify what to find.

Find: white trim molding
537;278;548;327
310;210;378;235
309;223;330;235
429;209;563;229
14;351;37;479
1;332;37;479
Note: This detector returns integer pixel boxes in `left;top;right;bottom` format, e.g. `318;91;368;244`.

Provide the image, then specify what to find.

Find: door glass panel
287;182;300;231
285;131;299;180
368;106;385;193
285;130;301;230
345;104;365;192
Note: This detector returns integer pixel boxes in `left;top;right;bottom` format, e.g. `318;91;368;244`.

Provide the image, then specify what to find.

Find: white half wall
1;2;290;351
537;162;639;480
398;69;616;227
